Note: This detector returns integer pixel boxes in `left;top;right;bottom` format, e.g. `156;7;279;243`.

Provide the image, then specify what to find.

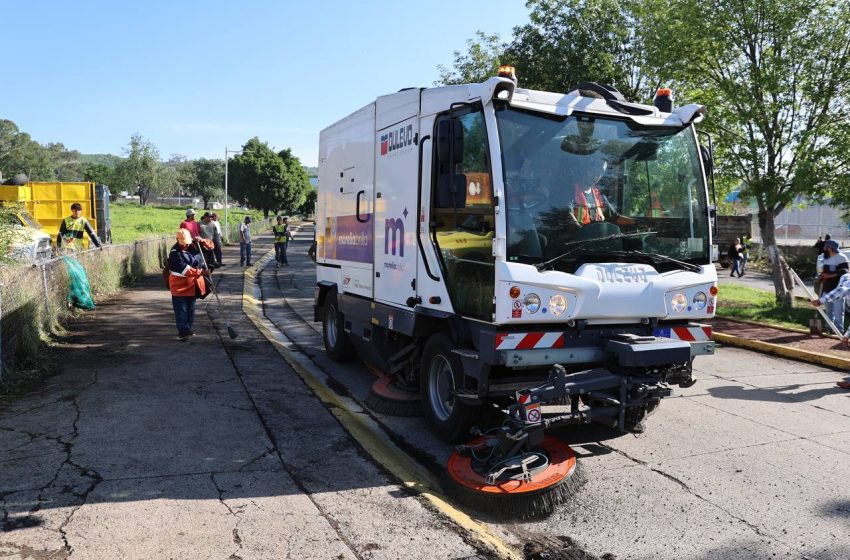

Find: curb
712;331;850;370
240;252;520;560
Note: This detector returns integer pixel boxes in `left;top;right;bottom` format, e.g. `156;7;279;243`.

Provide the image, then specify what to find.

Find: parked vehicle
0;181;111;247
3;209;52;263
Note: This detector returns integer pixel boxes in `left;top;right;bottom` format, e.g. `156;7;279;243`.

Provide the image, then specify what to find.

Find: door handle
356;190;369;223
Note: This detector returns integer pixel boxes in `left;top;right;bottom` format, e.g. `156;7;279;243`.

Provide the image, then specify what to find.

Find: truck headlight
670;293;687;313
524;293;541;314
549;295;567;316
692;292;707;310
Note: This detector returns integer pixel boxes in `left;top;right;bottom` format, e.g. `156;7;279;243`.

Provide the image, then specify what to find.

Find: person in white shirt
818;239;849;331
239;216;252;266
210;213;224;266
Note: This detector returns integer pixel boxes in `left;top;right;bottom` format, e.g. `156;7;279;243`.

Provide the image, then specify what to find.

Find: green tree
277;148;310;215
82;163;114;185
113;134;172;205
183;158;225;209
0;119;52;181
44;142;83;180
299;186;317;216
642;0;850;306
436;31;505;85
503;0;650;100
229;138;286;217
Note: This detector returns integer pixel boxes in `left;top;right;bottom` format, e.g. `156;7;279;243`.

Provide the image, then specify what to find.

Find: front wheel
420;333;479;442
322;291;355;362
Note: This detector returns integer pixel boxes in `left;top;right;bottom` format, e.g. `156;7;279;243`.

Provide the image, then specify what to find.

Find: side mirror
437;118;464;166
437;174;467;208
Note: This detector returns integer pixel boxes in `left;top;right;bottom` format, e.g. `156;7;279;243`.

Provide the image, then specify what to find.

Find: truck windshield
496;107;710;272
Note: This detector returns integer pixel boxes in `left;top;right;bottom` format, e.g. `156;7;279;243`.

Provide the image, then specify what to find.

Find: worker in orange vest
167;229;208;341
566;160;634;230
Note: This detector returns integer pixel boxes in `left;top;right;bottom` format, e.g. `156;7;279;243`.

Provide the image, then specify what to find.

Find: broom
364;375;423;417
195;240;238;339
443;434;586;519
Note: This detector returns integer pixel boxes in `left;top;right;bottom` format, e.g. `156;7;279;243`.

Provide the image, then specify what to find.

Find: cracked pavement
0;237;485;560
259;228;850;560
3;231;850;559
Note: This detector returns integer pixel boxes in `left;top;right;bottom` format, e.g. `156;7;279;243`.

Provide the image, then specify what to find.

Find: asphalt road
1;228;848;559
716;266;814;297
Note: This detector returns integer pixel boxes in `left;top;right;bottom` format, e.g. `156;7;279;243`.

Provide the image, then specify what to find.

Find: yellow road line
240;257;520;560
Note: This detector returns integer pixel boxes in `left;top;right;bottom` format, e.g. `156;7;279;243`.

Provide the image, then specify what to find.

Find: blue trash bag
63;256;96;310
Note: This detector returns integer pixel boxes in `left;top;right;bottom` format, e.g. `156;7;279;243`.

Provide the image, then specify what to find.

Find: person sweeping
168;228;208;341
811;271;850;389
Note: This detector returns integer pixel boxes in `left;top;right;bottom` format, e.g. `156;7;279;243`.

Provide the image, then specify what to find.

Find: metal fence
751;203;850;247
0;218;271;384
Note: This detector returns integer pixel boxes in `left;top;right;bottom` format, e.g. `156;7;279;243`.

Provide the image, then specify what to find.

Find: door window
432;107;495;321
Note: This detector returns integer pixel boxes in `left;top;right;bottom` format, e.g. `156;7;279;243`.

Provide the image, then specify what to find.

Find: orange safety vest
169;267;206;297
648;192;664;217
574;185;606;225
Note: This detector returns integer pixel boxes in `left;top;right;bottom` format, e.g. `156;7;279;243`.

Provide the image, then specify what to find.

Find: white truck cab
5;210;52;263
316;72;717;441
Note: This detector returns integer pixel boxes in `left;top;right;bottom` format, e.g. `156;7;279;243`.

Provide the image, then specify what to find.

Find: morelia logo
380;124;414;156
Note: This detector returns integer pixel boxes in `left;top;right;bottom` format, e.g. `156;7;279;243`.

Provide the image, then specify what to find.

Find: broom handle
194;241;224;308
788;267;843;337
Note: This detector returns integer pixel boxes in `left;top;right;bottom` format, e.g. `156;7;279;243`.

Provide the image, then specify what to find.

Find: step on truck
315;69;717;445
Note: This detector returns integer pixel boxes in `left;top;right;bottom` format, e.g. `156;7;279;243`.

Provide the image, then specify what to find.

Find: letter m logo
384;218;404;257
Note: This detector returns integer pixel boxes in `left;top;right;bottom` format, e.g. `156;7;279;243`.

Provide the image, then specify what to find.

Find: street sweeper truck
315;68;717;515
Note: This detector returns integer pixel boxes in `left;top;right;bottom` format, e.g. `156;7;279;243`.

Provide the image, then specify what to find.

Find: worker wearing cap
271;216;292;267
817;239;848;331
811;270;850;390
179;208;201;240
168;229;208;341
57;203;101;249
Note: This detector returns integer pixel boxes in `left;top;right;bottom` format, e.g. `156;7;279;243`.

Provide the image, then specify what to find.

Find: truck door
429;104;496;322
374;116;419;307
332;166;374;298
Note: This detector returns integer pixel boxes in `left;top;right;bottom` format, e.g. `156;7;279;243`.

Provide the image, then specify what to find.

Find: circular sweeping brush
364;375;422;417
444;435;585;519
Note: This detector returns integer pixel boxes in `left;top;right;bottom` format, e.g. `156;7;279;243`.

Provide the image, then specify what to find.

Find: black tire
322;291;355;362
419;333;479;443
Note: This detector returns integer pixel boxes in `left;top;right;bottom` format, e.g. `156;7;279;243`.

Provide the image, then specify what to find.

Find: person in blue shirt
168;229;208;341
812;270;850;389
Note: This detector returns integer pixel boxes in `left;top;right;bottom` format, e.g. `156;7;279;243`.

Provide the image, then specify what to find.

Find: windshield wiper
534;232;656;271
584;250;702;272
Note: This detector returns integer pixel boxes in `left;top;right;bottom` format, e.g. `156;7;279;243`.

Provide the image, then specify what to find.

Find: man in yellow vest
271;216;293;267
57;203;101;249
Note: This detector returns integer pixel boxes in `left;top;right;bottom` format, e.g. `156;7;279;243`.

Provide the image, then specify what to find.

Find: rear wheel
322;291;355;362
420;333;478;442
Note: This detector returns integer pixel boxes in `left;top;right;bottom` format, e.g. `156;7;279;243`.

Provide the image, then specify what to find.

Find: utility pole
224;148;243;243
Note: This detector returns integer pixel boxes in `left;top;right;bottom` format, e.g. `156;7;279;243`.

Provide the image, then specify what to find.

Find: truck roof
321;77;705;136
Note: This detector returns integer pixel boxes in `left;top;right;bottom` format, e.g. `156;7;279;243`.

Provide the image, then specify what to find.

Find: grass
110;202;266;244
715;284;818;331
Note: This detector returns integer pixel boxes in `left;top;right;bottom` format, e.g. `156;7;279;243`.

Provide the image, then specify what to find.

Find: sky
1;0;529;167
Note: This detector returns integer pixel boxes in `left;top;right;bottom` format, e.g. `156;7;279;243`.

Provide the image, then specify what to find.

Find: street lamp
224;147;243;243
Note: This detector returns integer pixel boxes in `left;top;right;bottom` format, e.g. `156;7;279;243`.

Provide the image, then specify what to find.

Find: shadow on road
706;383;848;403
